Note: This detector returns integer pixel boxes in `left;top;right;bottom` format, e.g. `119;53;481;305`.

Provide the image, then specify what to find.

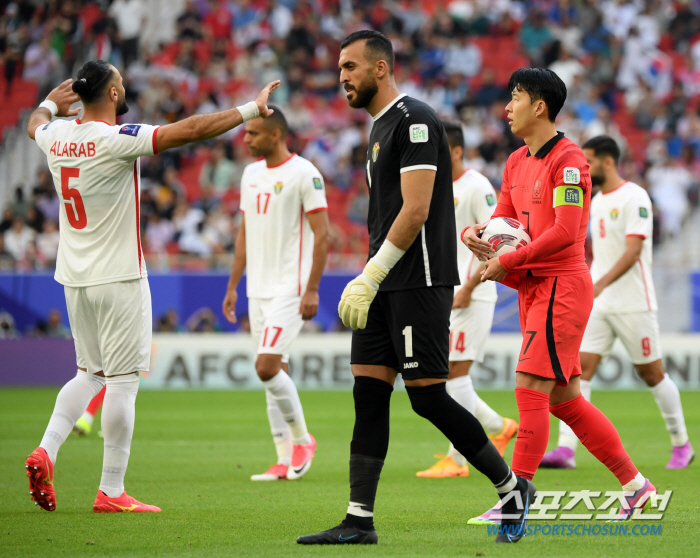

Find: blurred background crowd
0;0;699;327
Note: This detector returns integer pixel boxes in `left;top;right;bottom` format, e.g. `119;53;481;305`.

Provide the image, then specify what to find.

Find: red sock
512;387;551;480
550;394;637;485
86;386;106;417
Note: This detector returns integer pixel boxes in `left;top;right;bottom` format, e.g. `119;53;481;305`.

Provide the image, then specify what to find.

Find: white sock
99;374;139;498
622;471;645;492
40;370;105;464
557;379;592;451
263;371;310;445
649;374;689;446
475;395;505;435
444;375;477;466
266;389;293;466
81;412;95;427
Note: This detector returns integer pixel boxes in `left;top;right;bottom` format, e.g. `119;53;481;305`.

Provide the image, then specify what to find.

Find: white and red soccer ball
462;217;531;257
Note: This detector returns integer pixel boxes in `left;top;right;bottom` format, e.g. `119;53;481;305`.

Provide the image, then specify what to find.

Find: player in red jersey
463;68;655;524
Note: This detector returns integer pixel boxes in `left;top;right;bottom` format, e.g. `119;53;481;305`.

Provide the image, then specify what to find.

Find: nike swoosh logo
511;184;518;189
109;502;140;511
518;358;529;363
293;466;306;474
338;534;358;541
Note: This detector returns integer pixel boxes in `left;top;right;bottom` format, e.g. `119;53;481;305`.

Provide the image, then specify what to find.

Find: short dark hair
340;30;394;74
582;135;620;164
72;60;115;104
508;68;567;122
263;104;288;138
442;121;464;150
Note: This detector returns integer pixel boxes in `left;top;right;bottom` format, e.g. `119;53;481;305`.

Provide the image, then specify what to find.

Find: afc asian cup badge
372;142;380;162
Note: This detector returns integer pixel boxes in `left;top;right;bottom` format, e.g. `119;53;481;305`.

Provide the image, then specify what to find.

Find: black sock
343;376;393;530
405;383;512;486
343;454;383;530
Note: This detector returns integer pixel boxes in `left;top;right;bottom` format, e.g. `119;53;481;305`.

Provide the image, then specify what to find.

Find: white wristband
236;101;259;122
372;239;406;272
39;100;58;117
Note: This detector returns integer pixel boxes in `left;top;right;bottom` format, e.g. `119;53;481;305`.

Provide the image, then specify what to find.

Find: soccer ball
478;217;531;256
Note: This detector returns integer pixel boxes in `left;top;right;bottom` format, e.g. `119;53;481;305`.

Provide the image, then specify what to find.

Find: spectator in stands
45;309;71;338
646;152;694;238
156;309;181;332
109;0;147;68
10;186;30;219
444;33;482;78
0;207;14;234
4;215;33;261
145;212;175;254
36;219;59;265
23;34;61;98
24;200;43;231
0;309;19;339
520;11;554;65
548;44;584;91
0;234;15;270
186;307;221;332
199;142;237;196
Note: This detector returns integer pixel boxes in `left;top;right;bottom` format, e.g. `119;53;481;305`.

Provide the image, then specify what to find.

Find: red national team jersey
493;132;591;276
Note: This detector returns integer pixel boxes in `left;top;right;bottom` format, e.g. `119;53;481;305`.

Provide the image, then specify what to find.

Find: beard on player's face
347;72;378;109
116;90;129;116
590;172;604;186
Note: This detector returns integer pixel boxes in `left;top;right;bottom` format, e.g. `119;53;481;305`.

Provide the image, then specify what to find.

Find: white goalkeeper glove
338;240;405;330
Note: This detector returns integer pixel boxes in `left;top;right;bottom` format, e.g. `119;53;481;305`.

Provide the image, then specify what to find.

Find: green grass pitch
1;389;698;557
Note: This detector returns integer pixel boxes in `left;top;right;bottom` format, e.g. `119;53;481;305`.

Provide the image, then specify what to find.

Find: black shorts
350;286;452;380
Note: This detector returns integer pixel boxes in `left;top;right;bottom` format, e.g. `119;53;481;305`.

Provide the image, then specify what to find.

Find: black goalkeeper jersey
365;94;459;292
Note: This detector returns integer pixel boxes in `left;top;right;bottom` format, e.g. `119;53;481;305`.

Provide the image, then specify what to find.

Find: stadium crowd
0;0;699;273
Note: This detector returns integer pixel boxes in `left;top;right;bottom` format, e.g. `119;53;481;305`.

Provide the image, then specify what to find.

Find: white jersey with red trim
240;154;327;298
590;180;656;313
34;118;159;287
453;168;498;303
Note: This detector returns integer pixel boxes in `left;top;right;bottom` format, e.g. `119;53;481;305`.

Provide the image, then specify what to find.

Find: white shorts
64;278;152;376
580;307;661;365
249;296;304;363
449;300;495;362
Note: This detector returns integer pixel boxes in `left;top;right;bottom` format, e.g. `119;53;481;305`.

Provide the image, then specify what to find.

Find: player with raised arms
298;30;535;546
416;121;517;478
541;135;693;470
463;69;655;525
222;105;329;481
24;60;279;513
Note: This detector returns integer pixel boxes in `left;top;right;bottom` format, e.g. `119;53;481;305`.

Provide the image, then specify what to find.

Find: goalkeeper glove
338;258;388;330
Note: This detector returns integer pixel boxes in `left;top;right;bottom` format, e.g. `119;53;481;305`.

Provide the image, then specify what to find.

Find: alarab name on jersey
49;141;96;158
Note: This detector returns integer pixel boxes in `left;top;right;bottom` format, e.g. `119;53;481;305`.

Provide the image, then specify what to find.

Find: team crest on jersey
532;179;542;200
372;142;380;162
454;197;459;206
610;208;619;220
274;181;284;194
119;124;141;137
485;194;495;206
639;207;648;218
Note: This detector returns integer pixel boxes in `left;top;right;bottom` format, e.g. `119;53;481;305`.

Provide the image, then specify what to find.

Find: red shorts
516;273;593;385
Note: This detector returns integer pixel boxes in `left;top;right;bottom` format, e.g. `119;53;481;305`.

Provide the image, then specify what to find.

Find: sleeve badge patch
563;166;580;184
313;177;323;190
119;124;141;137
639;207;648;218
409;123;428;143
485;194;495;206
